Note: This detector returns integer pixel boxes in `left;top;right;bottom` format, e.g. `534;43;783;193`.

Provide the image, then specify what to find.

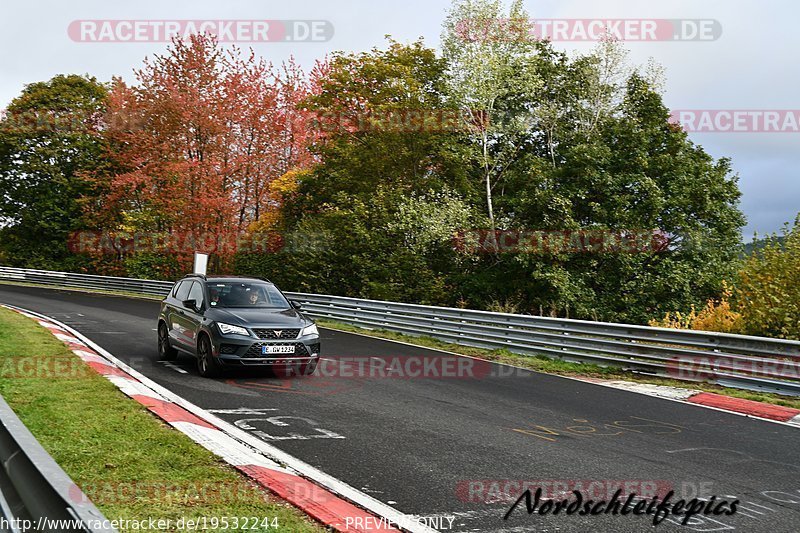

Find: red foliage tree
92;34;318;269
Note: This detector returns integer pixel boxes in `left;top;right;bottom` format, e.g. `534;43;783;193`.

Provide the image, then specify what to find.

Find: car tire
158;323;178;361
197;335;221;378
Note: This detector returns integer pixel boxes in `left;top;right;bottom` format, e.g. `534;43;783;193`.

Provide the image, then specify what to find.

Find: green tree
289;39;468;213
441;0;541;248
737;220;800;339
490;61;745;322
0;75;108;269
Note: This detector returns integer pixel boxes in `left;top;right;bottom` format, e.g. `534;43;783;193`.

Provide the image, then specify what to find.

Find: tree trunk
482;129;498;253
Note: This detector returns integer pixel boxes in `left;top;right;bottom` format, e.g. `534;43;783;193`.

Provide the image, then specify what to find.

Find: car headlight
301;324;319;337
217;322;249;336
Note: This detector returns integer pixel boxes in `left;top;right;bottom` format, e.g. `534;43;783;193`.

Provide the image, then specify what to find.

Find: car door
183;280;207;352
170;280;197;351
165;280;187;343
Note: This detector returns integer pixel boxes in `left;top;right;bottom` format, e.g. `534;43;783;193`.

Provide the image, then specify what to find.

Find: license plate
262;345;295;355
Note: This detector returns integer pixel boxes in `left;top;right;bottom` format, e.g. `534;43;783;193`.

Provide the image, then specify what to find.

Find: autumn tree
92;34;315;275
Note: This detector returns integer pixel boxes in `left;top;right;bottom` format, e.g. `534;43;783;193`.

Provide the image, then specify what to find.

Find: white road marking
158;361;188;374
106;375;167;401
597;380;699;400
207;407;279;415
234;416;346;441
171;421;288;470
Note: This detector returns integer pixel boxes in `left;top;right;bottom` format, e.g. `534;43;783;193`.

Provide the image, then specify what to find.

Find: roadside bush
650;282;743;334
737;223;800;339
654;218;800;339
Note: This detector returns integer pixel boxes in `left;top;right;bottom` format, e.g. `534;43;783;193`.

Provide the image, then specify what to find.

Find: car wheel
301;358;318;376
197;335;221;378
158;323;178;361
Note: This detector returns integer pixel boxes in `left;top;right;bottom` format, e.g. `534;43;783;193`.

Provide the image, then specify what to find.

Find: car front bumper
211;332;321;366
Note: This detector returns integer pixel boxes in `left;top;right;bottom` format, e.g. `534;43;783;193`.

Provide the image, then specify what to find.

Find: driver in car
248;290;260;305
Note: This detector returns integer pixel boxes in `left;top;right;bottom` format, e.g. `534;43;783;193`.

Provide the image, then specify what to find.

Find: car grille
252;328;300;339
244;342;309;358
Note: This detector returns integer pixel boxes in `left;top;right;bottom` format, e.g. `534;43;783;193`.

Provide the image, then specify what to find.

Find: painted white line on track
158;361;188;374
106;375;166;401
207;407;279;415
591;380;699;400
171;421;287;470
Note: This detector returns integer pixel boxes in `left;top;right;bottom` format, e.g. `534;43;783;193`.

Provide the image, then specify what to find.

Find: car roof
198;275;272;284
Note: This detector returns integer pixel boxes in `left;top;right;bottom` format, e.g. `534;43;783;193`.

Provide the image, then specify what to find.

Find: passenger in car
209;287;220;306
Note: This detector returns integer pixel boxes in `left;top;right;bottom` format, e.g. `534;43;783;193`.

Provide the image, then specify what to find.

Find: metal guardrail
0;394;116;532
0;267;172;297
287;293;800;396
2;266;800;396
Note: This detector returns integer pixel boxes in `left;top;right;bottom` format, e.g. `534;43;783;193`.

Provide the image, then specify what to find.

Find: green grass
0;308;325;533
316;318;800;410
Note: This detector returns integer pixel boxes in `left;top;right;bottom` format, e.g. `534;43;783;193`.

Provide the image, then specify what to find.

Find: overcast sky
1;0;796;240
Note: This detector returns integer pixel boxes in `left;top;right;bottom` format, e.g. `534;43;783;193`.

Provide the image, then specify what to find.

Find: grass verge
316;318;800;411
0;307;324;533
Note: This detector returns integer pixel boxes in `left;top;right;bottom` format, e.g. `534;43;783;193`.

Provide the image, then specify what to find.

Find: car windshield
207;281;291;309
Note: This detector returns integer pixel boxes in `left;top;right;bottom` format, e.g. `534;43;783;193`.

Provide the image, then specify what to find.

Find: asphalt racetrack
2;284;800;532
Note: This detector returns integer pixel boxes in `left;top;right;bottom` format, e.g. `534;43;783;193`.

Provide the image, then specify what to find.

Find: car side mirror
290;300;303;310
182;299;198;311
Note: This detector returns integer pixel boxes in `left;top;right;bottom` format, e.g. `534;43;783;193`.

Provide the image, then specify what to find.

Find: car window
209;281;290;309
175;280;192;301
187;281;205;309
171;281;183;297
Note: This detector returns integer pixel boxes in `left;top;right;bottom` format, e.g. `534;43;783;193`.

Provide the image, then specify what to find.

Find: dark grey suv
157;275;320;377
